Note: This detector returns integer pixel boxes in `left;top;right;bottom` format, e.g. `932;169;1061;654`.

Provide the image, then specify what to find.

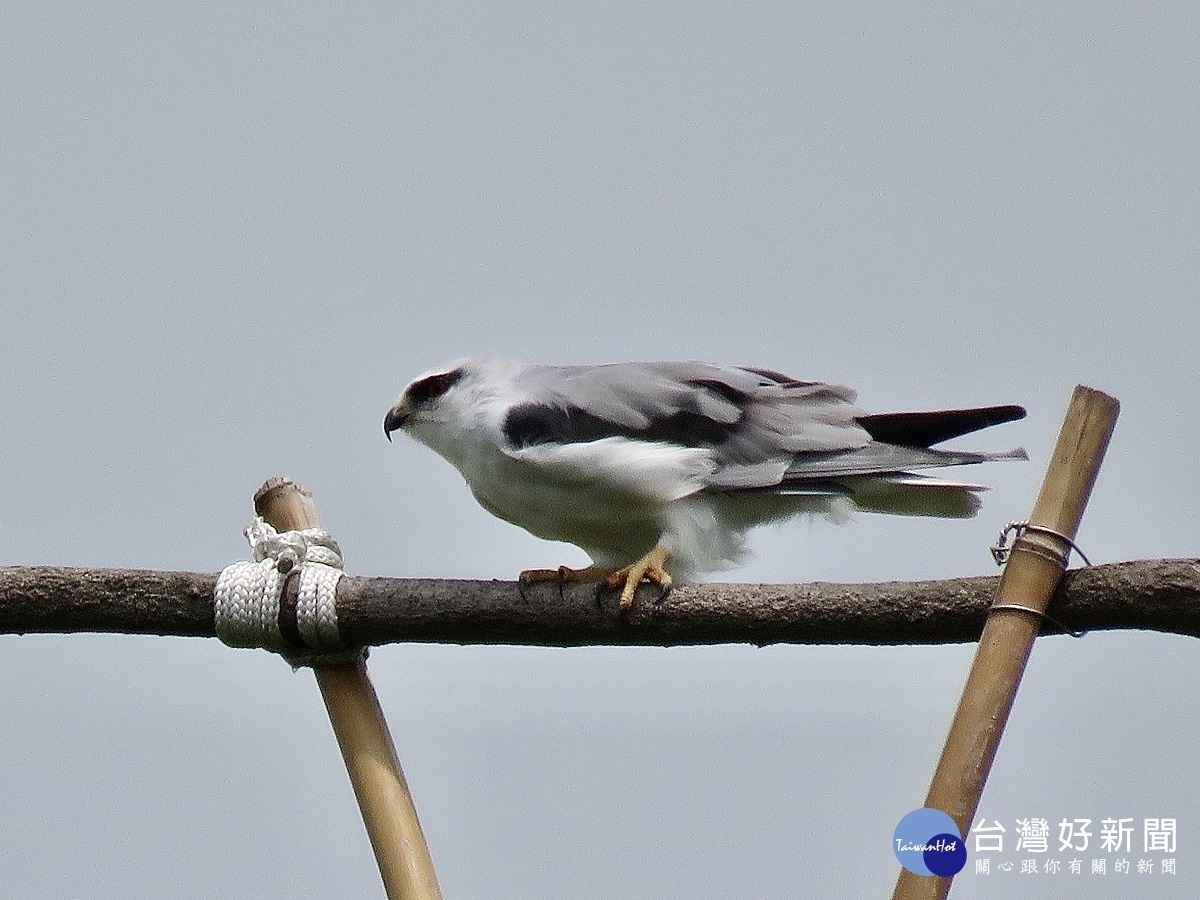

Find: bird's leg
602;545;673;609
519;564;611;599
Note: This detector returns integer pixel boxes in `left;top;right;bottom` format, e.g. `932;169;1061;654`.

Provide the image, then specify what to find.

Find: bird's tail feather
846;473;987;519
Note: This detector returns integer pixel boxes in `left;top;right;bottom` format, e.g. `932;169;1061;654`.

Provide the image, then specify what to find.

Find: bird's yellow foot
602;546;673;609
518;564;610;598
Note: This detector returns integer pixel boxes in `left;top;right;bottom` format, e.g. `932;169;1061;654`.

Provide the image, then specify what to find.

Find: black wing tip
987;404;1027;425
857;404;1027;448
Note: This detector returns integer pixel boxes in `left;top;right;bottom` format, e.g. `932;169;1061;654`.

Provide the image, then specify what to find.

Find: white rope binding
214;517;357;666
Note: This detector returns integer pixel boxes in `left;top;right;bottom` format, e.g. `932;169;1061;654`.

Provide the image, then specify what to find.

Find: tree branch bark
1;559;1196;648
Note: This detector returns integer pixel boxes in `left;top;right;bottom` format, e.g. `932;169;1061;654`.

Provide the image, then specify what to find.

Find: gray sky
2;3;1197;898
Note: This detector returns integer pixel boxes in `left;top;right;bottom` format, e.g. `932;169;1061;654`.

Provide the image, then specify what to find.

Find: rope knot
215;517;359;667
245;517;343;571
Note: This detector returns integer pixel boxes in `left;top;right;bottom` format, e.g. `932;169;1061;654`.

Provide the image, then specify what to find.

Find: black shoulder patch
502;402;740;450
503;404;623;448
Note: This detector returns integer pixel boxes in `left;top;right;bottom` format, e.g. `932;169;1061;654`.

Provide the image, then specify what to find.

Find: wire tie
990;520;1092;567
989;602;1086;638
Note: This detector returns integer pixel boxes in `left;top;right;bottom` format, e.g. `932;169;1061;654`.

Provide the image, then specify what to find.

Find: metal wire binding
989;602;1086;638
989;521;1092;638
990;521;1093;567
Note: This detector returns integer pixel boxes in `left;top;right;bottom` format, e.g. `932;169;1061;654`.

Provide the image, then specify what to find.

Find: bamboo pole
892;385;1119;900
254;477;443;900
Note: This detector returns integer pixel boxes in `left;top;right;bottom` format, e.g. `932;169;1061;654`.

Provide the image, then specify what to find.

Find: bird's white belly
466;455;665;566
441;434;742;573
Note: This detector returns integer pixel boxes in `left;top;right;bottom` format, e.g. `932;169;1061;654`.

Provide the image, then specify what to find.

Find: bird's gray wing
503;362;875;489
505;362;1027;495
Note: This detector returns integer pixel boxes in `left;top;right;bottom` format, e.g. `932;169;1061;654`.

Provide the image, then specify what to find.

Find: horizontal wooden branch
1;559;1197;648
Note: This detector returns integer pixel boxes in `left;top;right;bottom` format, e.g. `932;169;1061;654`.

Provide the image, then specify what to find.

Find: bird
383;356;1026;608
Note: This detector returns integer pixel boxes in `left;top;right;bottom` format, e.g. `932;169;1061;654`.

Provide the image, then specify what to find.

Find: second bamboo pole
255;477;443;900
892;385;1119;900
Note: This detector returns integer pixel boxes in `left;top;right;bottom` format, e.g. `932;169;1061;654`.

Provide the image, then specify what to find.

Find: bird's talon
600;546;673;611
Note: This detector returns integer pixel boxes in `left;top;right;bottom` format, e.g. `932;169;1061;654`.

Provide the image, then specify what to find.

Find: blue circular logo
894;808;966;876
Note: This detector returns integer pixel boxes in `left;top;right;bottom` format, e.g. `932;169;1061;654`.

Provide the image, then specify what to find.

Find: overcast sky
2;3;1197;898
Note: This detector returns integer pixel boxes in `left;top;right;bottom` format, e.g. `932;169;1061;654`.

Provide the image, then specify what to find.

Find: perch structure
0;385;1175;899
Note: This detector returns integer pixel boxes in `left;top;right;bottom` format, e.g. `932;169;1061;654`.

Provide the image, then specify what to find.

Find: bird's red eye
409;368;464;404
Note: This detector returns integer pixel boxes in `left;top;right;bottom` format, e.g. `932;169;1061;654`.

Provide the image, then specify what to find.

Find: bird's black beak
383;405;409;442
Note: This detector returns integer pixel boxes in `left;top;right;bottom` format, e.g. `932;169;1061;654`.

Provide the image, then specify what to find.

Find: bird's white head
384;356;528;462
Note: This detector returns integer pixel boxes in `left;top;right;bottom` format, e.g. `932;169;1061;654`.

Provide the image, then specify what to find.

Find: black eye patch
408;368;464;404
